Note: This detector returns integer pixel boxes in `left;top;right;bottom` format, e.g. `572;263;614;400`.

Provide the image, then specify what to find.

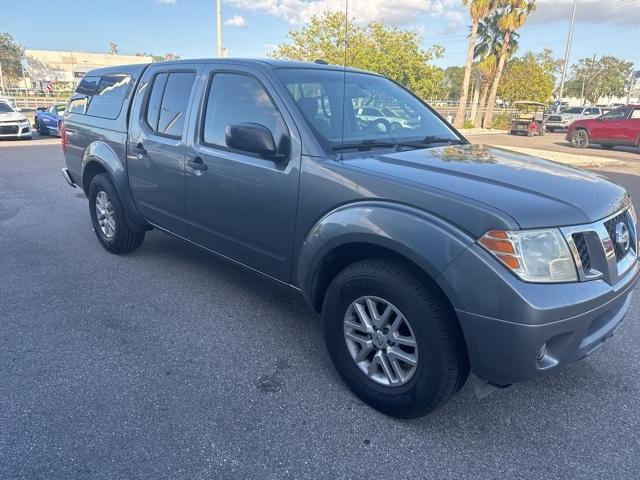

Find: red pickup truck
567;105;640;150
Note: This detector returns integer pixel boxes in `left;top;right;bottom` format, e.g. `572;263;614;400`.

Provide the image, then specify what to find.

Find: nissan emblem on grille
615;222;630;253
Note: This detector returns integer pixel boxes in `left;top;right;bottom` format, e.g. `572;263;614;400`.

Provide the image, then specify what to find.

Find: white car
0;101;32;140
356;107;414;130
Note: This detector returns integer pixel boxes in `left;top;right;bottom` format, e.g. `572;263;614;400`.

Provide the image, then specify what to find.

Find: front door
592;107;632;143
128;67;198;235
184;67;301;281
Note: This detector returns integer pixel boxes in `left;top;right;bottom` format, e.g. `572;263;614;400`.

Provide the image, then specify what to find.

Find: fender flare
81;141;148;229
295;200;475;308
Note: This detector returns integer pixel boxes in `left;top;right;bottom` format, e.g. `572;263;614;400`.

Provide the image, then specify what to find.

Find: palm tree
453;0;497;128
473;13;519;127
482;0;536;128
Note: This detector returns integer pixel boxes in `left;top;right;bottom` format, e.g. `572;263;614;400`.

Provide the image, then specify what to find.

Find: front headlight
479;229;578;283
19;119;30;125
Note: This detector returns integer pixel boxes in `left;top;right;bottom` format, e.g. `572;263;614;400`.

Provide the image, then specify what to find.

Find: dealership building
20;49;152;93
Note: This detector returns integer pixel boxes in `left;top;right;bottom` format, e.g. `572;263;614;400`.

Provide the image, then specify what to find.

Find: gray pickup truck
61;60;638;418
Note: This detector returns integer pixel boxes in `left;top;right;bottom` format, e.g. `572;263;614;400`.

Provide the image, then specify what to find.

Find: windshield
564;107;583;114
0;102;14;113
55;105;66;114
275;68;458;148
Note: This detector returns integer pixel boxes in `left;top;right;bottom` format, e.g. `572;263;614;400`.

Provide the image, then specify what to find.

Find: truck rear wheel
322;259;468;418
88;173;145;254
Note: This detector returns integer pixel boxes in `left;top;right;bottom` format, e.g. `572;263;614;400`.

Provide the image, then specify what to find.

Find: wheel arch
295;201;475;314
81;141;149;230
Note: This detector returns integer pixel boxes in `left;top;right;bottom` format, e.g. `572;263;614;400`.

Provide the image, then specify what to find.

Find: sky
1;0;639;69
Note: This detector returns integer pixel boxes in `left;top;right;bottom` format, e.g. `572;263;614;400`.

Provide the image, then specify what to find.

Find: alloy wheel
571;130;588;148
95;191;116;239
343;296;418;387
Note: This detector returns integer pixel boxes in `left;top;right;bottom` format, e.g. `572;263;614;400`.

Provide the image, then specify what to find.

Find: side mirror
225;122;282;159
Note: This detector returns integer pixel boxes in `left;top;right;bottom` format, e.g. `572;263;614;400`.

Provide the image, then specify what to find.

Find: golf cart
509;101;546;137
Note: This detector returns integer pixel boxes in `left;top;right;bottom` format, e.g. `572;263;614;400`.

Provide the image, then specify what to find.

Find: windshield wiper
418;136;466;145
332;139;404;152
333;136;466;153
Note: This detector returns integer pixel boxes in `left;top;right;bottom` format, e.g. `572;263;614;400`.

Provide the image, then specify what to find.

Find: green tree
564;55;633;104
442;66;466;101
482;0;536;128
498;51;556;104
0;33;25;82
453;0;497;128
473;12;519;126
270;11;445;99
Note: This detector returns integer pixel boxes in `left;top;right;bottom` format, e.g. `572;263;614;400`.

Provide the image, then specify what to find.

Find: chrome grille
562;206;638;285
572;233;591;272
548;115;562;122
604;211;632;261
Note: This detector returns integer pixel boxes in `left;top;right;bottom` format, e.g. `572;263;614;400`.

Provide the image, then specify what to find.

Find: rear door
127;65;199;235
183;64;302;281
619;107;640;145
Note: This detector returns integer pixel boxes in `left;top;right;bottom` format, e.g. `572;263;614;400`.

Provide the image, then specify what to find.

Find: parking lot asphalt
1;141;639;480
468;130;640;168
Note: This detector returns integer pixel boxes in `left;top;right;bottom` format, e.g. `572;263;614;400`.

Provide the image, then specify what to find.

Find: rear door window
86;75;132;119
68;76;99;114
145;73;168;131
144;71;195;138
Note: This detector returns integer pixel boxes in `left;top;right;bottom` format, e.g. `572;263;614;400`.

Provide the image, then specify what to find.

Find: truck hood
0;112;27;122
344;144;627;229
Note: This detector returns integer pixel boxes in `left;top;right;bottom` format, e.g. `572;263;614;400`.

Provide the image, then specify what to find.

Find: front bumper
438;244;639;385
546;120;570;130
0;122;32;139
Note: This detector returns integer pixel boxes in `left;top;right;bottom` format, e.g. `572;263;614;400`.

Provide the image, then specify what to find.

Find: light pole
216;0;223;58
557;0;577;112
626;69;638;105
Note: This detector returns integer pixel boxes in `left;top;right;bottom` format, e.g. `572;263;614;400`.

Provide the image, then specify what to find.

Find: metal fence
13;95;71;110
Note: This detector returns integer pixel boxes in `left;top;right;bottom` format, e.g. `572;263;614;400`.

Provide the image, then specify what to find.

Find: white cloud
224;15;248;27
226;0;464;26
531;0;640;26
157;0;177;4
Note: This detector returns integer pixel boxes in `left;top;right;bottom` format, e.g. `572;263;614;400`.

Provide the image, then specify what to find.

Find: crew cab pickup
61;60;639;418
546;105;603;132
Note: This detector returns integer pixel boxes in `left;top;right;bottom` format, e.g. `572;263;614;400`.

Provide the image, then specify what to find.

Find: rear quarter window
85;75;132;119
67;74;132;119
68;76;99;114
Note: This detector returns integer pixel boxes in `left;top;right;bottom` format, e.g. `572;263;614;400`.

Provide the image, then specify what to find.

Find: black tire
570;129;589;148
322;259;469;418
600;144;614;150
88;173;145;254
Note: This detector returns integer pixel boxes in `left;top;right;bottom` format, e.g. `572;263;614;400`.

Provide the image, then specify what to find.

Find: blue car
34;104;65;136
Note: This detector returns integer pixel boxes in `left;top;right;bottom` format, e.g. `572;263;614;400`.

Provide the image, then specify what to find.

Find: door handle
134;142;147;156
187;156;208;174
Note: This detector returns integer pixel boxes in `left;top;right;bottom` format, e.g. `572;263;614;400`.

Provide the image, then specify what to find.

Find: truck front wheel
322;259;468;418
88;173;145;254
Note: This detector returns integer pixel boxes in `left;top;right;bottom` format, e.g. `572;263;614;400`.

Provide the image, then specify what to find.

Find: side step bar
61;168;77;188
